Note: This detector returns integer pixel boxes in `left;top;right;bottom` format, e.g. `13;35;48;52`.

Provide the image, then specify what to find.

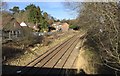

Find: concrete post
16;31;18;38
9;31;11;39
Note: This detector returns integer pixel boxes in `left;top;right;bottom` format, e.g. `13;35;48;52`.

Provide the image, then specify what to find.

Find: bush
69;25;80;30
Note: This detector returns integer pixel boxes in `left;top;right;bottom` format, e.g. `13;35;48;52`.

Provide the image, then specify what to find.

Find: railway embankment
3;31;77;66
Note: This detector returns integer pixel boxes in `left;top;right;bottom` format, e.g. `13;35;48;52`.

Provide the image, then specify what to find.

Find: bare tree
65;2;120;74
85;2;119;74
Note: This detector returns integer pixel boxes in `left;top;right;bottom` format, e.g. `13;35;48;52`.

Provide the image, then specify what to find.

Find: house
27;23;39;32
50;22;69;32
61;23;69;32
51;22;61;32
50;22;61;32
48;25;56;32
20;22;34;37
2;18;23;41
20;22;28;27
20;22;44;37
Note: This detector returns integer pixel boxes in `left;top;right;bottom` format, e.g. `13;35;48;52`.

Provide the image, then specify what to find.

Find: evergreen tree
9;6;20;14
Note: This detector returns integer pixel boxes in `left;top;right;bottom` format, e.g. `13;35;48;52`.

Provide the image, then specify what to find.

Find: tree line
3;4;58;32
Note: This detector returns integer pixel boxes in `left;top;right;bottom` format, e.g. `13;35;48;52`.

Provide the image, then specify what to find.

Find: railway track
10;33;84;76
